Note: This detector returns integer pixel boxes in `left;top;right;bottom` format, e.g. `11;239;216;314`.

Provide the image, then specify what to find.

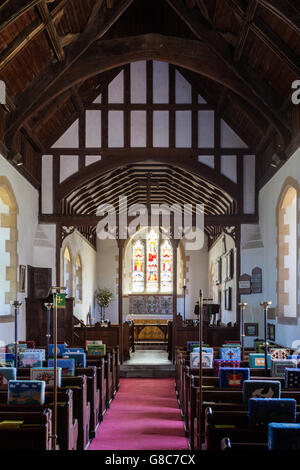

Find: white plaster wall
61;230;97;323
0;153;39;344
208;233;237;324
96;238;119;324
257;147;300;348
33;224;56;285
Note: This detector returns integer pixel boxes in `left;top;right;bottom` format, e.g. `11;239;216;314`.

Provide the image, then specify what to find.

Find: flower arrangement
95;287;114;322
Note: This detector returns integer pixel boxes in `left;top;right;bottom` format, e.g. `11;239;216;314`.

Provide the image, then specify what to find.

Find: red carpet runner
89;378;189;450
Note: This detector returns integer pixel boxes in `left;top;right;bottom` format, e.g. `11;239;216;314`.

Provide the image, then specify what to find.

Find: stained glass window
132;230;173;293
160;240;172;292
132;240;145;292
146;229;159;293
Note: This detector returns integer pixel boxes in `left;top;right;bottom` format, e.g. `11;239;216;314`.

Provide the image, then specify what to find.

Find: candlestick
260;301;272;376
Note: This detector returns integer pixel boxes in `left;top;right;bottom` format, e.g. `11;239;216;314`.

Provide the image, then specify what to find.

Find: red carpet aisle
89;378;189;450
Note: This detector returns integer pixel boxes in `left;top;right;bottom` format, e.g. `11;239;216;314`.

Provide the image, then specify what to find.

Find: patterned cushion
190;352;213;368
285;369;300;388
48;359;75;376
0;367;16;385
270;348;290;360
63;352;86;367
219;368;250;388
0;353;14;367
254;340;265;353
19;352;43;368
249;398;296;427
213;359;240;377
243;380;281;404
49;344;66;357
249;353;271;369
87;344;106;356
30;368;62;387
268;423;300;450
271;359;297;377
8;380;46;405
219;347;241;361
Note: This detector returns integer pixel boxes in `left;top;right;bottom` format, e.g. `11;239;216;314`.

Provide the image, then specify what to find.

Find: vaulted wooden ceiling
0;0;299;193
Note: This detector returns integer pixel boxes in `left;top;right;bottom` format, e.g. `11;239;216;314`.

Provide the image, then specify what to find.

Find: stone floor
120;349;175;377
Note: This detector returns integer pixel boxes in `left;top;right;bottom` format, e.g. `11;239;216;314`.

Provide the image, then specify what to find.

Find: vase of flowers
95;287;114;324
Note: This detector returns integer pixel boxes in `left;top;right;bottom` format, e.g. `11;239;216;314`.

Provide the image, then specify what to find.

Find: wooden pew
0;389;77;450
221;437;268;451
61;376;90;450
0;409;53;450
87;352;113;408
75;367;100;438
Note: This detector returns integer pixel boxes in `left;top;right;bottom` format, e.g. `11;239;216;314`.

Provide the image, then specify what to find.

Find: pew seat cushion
8;380;46;405
249;353;271;369
219;368;250;388
249;398;296;427
271;359;297;377
219;348;241;361
0;367;16;385
213;360;240;377
270;348;290;360
268;423;300;450
243;380;281;404
285;369;300;388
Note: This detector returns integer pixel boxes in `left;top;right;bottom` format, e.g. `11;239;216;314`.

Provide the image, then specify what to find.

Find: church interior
0;0;300;453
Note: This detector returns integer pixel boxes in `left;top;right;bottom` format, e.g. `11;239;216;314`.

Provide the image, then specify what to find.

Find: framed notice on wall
19;265;26;293
239;274;251;295
225;287;232;311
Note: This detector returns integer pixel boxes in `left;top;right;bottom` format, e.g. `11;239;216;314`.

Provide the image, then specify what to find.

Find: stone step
120;368;175;378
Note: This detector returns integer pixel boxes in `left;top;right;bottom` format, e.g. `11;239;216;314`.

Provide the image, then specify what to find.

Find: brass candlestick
238;302;248;361
260;301;272;376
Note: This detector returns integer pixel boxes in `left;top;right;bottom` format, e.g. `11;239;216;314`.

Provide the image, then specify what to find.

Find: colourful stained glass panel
146;229;159;292
132;240;144;292
160;240;172;292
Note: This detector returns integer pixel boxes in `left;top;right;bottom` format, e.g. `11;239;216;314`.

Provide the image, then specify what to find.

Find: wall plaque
239;274;251;294
251;267;262;294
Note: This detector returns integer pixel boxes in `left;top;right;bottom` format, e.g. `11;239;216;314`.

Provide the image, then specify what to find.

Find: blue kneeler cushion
249;398;296;427
268;423;300;450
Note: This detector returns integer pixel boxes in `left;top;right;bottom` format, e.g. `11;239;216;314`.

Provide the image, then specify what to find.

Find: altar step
134;342;167;350
120;349;175;378
120;364;175;378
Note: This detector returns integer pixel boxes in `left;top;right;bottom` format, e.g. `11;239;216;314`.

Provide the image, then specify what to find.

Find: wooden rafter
224;0;300;75
37;0;64;61
5;0;134;145
0;0;70;73
6;33;290;153
164;0;290;144
234;0;258;62
39;213;259;226
257;0;300;35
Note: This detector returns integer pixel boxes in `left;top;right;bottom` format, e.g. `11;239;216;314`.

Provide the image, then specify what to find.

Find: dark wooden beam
6;33;290;152
234;0;258;62
5;0;134;144
0;0;70;72
225;0;300;75
0;0;42;33
164;0;290;145
39;213;259;226
37;0;64;61
257;0;300;35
